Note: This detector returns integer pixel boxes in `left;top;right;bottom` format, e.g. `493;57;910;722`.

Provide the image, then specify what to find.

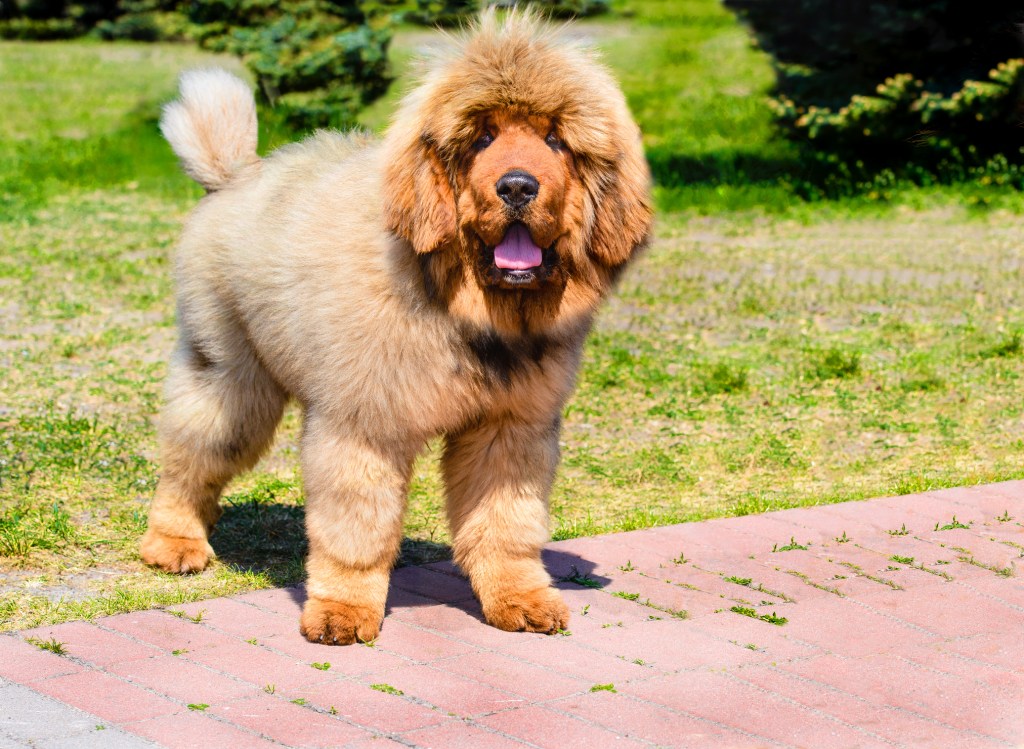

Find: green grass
2;0;1024;631
26;636;67;655
729;606;788;626
935;516;972;531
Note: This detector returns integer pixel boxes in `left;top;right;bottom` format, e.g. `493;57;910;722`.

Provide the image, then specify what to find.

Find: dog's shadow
212;501;606;625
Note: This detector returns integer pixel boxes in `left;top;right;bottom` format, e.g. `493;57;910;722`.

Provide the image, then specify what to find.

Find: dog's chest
447;330;577;425
465;331;548;389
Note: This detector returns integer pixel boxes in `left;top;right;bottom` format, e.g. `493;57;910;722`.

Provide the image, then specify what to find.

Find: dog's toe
140;530;213;574
300;598;382;646
483;587;570;634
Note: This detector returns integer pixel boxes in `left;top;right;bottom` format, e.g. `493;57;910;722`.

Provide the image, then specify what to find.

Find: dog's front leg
299;413;413;645
443;417;569;634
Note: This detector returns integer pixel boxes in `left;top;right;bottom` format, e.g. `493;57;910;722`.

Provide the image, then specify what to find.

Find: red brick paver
3;481;1023;748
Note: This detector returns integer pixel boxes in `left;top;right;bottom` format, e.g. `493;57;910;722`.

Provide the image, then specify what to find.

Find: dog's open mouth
495;223;542;271
481;223;557;289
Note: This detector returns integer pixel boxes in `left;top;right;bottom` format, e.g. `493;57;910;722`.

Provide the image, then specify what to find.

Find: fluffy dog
140;10;652;645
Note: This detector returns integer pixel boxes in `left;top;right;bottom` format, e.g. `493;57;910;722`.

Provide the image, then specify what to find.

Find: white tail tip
160;69;258;191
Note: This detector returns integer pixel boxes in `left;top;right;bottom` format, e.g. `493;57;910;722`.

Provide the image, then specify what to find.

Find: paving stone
123;711;279;748
17;623;160;670
478;705;650;749
0;678;151;746
29;671;178;724
582;616;774;672
931;482;1024;516
182;639;334;692
779;595;941;657
388;604;527;651
0;636;82;683
385;585;442;611
100;611;240;653
438;651;590;701
651;558;800;604
553;691;747;748
342;737;407;749
543;537;638;579
107;655;256;705
495;635;663;684
358;664;522;717
36;729;158;749
291;680;448;734
4;484;1023;748
234;586;306;618
211;693;371;746
603;570;727;618
344;737;407;749
258;633;409;677
939;632;1024;670
400;721;530;749
859;582;1022;639
373;619;482;662
629;670;882;748
552;587;657;628
781;654;1021;743
169;598;296;640
786;497;944;537
732;663;995;749
390;566;476;604
898;642;1024;690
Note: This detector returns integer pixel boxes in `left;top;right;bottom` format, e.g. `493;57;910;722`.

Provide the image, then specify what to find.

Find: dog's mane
385;10;633;178
381;8;652;341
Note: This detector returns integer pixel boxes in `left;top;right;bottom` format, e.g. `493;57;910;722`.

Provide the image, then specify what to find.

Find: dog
140;10;652;645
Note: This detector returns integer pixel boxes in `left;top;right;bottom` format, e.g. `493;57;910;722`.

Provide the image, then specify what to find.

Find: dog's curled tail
160;69;258;192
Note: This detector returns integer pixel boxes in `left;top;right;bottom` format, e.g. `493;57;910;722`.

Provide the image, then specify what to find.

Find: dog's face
459;110;574;291
382;13;652;337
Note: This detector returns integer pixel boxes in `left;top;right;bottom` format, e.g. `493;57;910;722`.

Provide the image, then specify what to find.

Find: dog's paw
139;529;213;574
483;587;570;634
300;598;383;646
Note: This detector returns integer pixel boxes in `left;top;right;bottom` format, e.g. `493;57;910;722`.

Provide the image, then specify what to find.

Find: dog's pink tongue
493;224;542;270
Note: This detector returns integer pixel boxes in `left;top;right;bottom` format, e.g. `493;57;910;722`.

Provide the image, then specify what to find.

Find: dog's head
382;10;652;336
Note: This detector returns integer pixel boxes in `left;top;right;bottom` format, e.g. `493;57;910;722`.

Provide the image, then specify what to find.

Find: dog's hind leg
298;411;414;645
443;417;570;634
140;341;286;573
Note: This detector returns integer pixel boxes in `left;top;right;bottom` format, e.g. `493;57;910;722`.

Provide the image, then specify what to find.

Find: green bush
0;0;117;37
0;15;78;37
0;0;396;133
408;0;478;26
534;0;609;18
725;0;1024;166
190;0;393;131
407;0;608;27
94;0;189;41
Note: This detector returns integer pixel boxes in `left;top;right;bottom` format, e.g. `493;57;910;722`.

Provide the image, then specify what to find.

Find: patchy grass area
2;0;1023;630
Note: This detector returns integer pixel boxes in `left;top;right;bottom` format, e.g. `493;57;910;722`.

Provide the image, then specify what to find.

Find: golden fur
141;11;652;645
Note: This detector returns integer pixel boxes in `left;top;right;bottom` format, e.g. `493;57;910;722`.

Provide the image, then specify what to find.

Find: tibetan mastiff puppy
141;10;652;645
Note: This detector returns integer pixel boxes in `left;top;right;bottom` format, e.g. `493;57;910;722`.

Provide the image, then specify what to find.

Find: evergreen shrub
724;0;1024;167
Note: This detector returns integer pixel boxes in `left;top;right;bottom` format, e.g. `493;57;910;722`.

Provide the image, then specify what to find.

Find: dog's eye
474;132;494;150
545;132;563;150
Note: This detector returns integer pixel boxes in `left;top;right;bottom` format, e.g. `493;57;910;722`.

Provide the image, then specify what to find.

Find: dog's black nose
496;170;539;209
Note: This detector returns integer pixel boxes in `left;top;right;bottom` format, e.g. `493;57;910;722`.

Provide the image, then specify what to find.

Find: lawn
2;0;1023;631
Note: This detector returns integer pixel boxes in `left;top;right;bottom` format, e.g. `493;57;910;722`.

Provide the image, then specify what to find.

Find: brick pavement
1;482;1022;748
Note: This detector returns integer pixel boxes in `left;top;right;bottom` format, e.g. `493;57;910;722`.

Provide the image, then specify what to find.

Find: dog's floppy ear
587;132;653;268
382;134;457;255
